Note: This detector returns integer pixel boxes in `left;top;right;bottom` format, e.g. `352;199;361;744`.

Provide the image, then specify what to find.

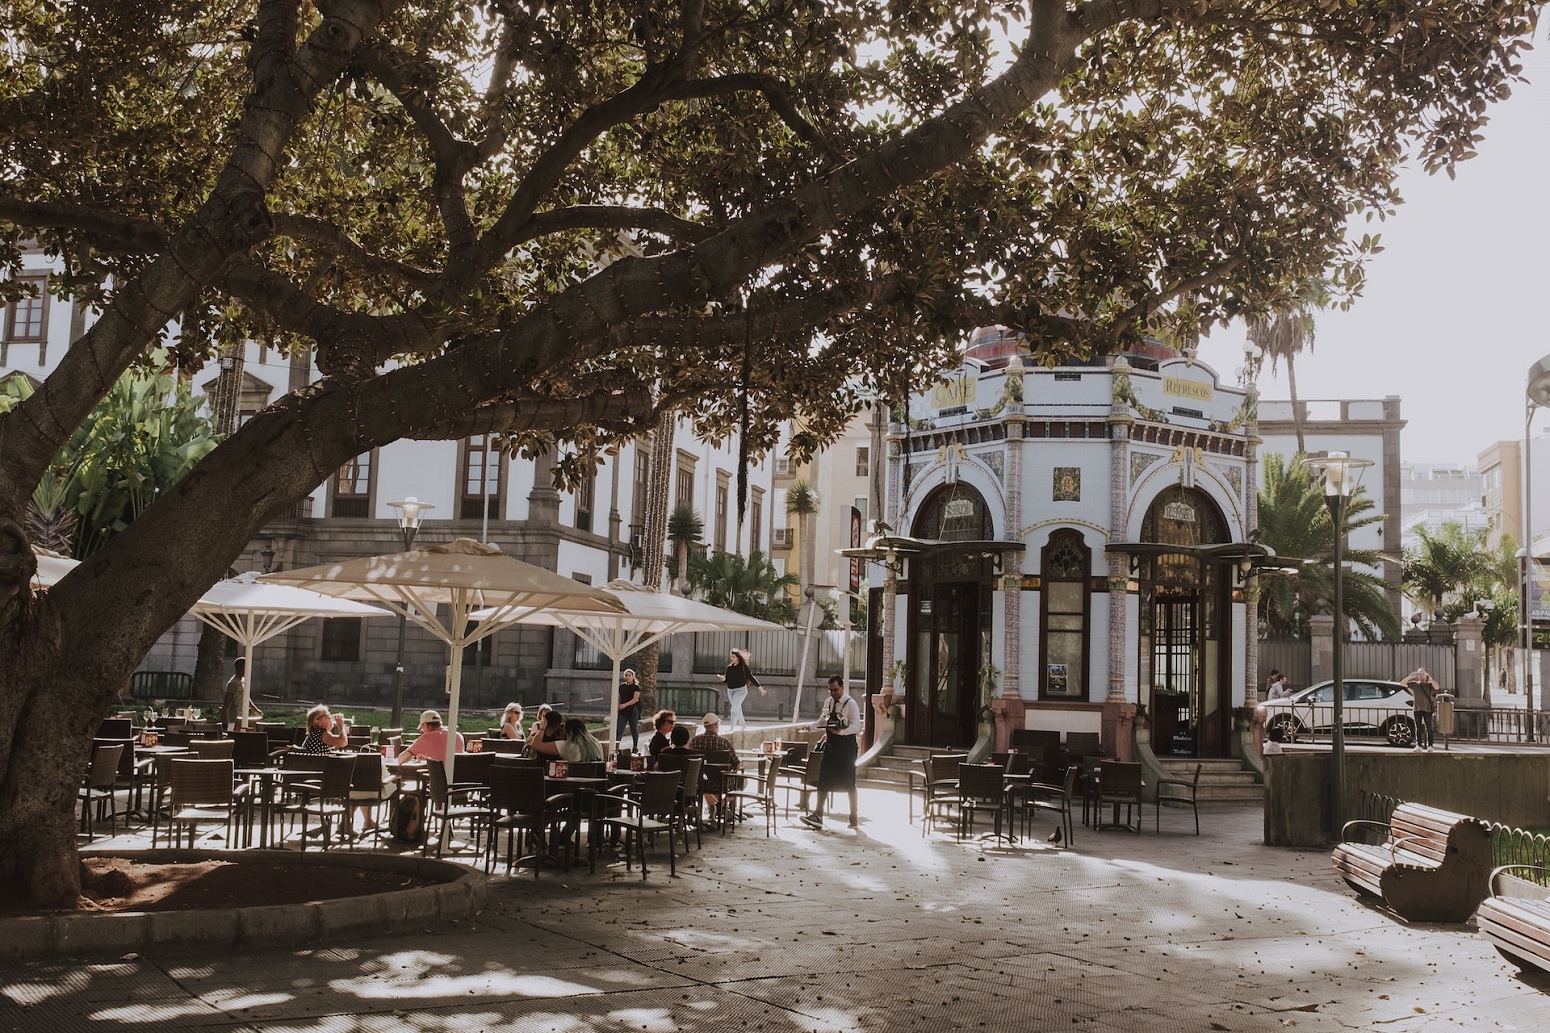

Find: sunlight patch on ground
1;981;64;1006
88;1000;228;1022
332;970;599;1000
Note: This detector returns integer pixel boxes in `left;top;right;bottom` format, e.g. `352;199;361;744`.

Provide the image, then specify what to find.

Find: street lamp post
387;496;434;729
1302;450;1371;840
1522;355;1550;737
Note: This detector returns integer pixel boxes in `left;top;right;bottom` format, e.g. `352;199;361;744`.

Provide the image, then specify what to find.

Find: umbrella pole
609;656;622;759
241;639;256;731
445;600;467;785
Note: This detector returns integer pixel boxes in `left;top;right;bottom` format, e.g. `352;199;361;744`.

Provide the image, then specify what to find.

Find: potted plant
886;659;908;702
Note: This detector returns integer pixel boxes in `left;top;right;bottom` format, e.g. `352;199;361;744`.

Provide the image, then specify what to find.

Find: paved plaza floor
2;786;1545;1032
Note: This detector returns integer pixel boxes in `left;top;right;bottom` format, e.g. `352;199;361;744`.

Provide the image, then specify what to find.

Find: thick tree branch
270;213;439;289
517;206;714;247
409;382;654;441
656;73;838;157
355;43;477;248
0;198;167;252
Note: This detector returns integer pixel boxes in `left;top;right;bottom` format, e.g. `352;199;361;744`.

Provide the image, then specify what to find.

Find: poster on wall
1046;663;1069;696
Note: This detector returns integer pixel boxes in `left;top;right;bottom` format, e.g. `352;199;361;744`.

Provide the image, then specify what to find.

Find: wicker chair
484;760;555;876
278;754;357;850
78;742;124;841
592;770;682;879
158;758;249;848
1023;765;1078;846
1094;760;1144;834
956;763;1012;842
1155;763;1202;835
919;752;968;835
188;738;235;760
424;758;491;858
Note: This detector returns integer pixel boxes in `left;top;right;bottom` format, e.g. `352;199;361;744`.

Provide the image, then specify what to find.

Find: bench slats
1478;897;1550;971
1330;803;1492;922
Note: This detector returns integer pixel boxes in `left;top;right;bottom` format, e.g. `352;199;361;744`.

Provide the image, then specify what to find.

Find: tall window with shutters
331;452;373;518
461;434;502;520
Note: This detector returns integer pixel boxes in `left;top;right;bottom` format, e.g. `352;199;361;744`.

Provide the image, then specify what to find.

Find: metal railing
1448;706;1550;744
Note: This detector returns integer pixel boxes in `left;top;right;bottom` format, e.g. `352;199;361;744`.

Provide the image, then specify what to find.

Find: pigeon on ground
1047;828;1063;845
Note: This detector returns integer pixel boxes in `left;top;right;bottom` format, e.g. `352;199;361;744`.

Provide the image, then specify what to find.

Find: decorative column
993;358;1028;747
1244;390;1262;705
1104;358;1137;760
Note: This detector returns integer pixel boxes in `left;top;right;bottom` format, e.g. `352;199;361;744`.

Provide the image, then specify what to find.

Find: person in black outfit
615;668;642;753
647;709;676;764
719;648;764;730
802;675;861;830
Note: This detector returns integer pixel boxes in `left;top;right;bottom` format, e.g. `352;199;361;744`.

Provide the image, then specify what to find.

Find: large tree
0;2;1537;905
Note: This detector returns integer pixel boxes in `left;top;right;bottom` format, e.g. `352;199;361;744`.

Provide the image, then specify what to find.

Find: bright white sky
1194;32;1550;468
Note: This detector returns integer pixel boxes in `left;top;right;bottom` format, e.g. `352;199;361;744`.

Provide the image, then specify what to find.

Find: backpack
391;792;425;843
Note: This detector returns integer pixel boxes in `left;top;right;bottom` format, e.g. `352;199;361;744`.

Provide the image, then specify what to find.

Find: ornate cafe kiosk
871;328;1265;767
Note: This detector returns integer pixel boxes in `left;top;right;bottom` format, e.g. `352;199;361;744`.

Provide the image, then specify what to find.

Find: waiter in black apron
802;675;862;830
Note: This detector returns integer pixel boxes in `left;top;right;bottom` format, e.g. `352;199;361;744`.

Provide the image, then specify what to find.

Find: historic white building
874;329;1263;760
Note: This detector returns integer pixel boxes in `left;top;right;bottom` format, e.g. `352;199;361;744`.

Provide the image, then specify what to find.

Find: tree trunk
1287;354;1306;456
0;600;104;907
637;411;676;712
193;622;233;703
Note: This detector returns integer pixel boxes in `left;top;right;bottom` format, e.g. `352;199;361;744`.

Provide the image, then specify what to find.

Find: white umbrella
190;572;391;729
475;579;786;744
264;538;623;779
30;548;78;589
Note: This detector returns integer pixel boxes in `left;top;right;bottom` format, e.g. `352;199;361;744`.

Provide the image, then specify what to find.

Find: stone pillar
1002;358;1026;731
1309;614;1334;684
1453;615;1485;702
1244;400;1261;705
1103;362;1137;759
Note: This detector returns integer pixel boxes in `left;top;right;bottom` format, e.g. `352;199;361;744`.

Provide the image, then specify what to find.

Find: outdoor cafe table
131;743;189;819
540;774;609;866
235;766;285;848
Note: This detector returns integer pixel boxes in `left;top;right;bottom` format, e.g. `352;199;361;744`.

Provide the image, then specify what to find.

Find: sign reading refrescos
1162;376;1212;403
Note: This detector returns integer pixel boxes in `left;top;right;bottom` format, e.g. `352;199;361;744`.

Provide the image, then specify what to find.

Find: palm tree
1256;453;1400;640
1403;522;1501;617
784;478;821;603
1247;278;1330;455
665;504;704;594
1405;523;1521;700
688;550;798;624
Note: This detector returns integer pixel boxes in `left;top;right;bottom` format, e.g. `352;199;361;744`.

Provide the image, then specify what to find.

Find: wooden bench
1330;802;1492;922
1477;865;1550;974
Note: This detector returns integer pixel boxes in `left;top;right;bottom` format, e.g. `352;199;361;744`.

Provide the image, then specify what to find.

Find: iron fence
1259;638;1458;692
1446;706;1550;744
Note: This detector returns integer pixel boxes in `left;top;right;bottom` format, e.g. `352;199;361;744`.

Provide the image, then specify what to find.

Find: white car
1257;679;1417;748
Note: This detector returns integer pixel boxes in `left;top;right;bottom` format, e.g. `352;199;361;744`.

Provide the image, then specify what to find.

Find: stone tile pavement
2;786;1546;1031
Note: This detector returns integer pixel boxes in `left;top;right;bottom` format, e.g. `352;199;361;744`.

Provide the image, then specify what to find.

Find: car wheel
1382;715;1415;748
1266;713;1302;744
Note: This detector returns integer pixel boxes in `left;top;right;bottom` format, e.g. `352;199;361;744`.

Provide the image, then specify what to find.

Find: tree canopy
0;1;1540;905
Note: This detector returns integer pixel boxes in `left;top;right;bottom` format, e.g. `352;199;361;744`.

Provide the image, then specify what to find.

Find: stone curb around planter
0;849;487;960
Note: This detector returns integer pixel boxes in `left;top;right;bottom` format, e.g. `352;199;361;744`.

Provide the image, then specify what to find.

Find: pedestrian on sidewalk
1402;667;1439;751
802;675;861;830
615;669;642;753
719;648;764;730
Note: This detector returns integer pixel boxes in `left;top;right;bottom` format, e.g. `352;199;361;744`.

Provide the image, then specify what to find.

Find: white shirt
811;692;862;736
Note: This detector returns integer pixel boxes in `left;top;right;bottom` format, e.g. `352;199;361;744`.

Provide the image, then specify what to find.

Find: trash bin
1436;693;1455;739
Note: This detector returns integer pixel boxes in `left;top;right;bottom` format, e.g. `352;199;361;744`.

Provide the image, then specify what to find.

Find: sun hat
701;713;720;727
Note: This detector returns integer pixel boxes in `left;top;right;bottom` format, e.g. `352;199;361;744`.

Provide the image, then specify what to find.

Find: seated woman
500;702;525;740
526;709;564;754
532;717;604;763
647;709;676;762
300;704;349;754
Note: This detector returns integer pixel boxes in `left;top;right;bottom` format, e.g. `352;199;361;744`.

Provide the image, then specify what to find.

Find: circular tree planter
0;849;486;959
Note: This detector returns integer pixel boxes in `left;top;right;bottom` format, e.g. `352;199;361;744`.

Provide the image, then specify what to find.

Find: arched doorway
1136;487;1233;757
906;485;996;748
